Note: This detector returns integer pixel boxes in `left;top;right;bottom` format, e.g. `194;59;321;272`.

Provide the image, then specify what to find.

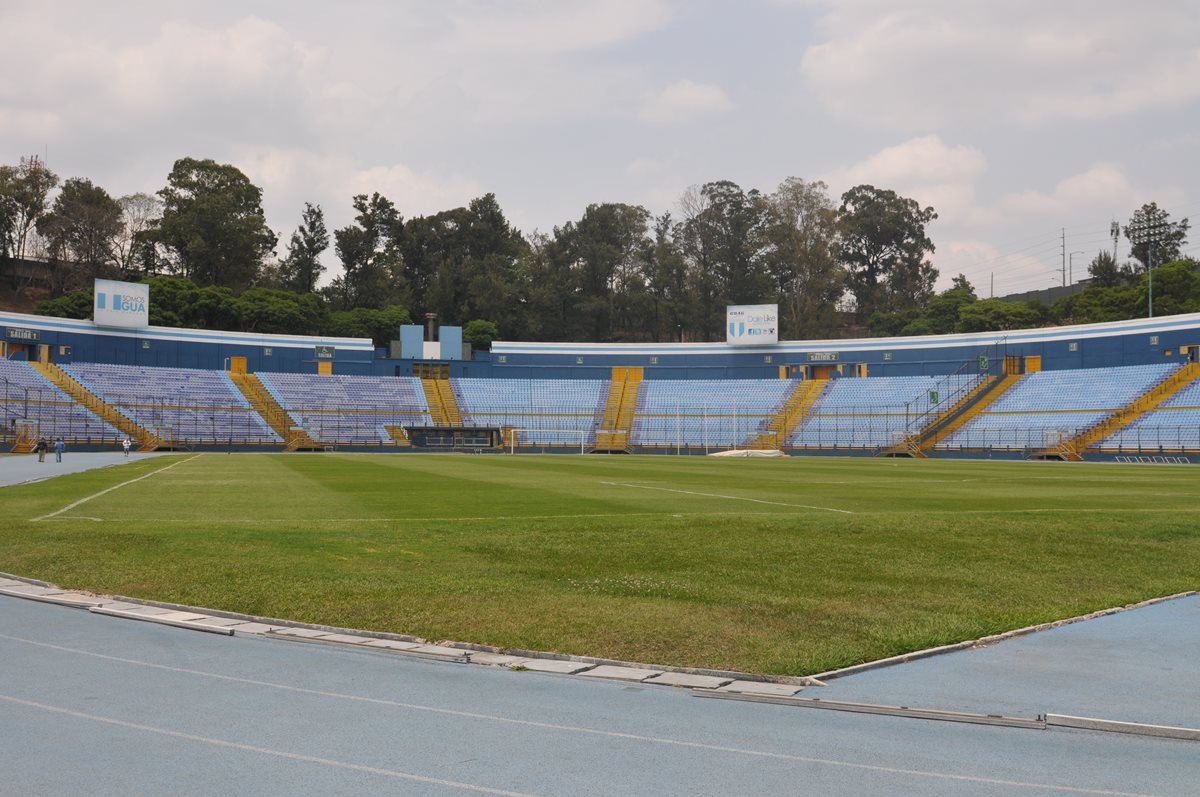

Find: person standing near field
122;437;131;457
54;437;64;463
35;437;47;463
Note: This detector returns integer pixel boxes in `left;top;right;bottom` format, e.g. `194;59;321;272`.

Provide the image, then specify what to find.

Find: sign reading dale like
94;279;149;328
726;304;778;346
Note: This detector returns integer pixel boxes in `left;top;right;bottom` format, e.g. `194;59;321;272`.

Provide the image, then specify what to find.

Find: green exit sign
315;345;335;359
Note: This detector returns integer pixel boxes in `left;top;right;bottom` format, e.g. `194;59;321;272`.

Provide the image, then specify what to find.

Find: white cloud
822;135;987;225
994;162;1179;222
445;0;672;54
823;139;1186;293
641;80;733;123
800;1;1200;128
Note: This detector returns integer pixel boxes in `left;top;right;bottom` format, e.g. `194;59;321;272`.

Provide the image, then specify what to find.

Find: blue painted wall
5;310;1199;380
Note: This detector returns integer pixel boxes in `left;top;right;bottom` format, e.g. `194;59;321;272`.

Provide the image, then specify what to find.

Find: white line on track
0;694;541;797
0;632;1153;796
30;454;202;522
600;481;853;514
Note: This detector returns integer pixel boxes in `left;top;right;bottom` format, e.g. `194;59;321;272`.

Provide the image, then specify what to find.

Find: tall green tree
1086;250;1136;288
762;177;844;338
234;287;325;335
1124;203;1189;271
837;184;938;321
418;194;527;327
676;181;769;340
1138;259;1200;317
518;231;575;342
463;319;499;350
0;156;59;261
644;213;689;341
325;305;411;346
330;193;405;310
957;298;1044;332
552;202;651;341
154;158;277;290
113;193;164;276
278;202;329;293
37;177;124;292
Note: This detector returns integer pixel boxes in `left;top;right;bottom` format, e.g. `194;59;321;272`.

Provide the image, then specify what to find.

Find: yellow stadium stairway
751;378;827;449
916;373;1024;453
1065;362;1200;456
10;424;35;453
421;377;462;426
593;367;642;452
383;425;413;447
29;361;159;450
228;371;319;451
883;373;1002;456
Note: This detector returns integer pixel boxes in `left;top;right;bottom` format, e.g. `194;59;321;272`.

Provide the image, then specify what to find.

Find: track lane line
0;632;1158;796
0;693;541;797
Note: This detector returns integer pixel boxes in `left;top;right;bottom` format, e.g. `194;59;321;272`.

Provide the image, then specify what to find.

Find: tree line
2;155;1191;347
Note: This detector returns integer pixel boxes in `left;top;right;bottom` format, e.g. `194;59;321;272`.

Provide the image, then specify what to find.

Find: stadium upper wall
4;308;1200;378
0;310;374;373
487;313;1200;379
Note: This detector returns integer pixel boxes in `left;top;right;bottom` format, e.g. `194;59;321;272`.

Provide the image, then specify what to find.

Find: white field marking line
0;694;540;797
30;454;202;523
857;507;1200;516
601;481;853;514
0;633;1153;797
34;510;797;524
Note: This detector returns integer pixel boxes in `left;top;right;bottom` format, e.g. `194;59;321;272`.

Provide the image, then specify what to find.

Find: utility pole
1110;220;1120;261
1060;228;1066;287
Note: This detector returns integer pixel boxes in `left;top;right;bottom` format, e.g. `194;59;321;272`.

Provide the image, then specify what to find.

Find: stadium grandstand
3;307;1200;459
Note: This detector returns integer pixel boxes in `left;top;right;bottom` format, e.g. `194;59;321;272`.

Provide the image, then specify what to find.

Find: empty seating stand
453;378;607;447
0;359;118;443
631;379;794;450
789;374;982;449
65;362;280;445
939;363;1178;451
1099;369;1200;452
257;373;429;445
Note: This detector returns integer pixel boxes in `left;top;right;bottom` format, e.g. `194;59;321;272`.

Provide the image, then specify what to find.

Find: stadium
3;299;1199;678
4;304;1200;460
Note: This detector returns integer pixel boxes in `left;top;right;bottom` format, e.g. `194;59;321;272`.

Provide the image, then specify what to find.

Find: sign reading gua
94;279;149;328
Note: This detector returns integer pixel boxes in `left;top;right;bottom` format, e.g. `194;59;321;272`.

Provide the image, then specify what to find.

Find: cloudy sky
3;0;1197;297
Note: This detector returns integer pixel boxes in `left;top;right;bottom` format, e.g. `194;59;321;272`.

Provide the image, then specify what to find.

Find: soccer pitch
3;453;1198;675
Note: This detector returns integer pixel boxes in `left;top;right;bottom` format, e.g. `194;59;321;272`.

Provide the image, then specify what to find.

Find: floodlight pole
1128;218;1169;319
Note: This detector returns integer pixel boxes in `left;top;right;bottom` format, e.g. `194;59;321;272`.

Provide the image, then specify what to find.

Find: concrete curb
2;569;1194;704
4;570;1198;740
0;570;808;696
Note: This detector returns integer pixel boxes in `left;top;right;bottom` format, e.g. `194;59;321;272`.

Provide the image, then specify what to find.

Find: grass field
1;452;1198;675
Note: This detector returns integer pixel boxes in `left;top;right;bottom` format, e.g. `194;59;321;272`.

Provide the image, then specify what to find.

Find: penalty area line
600;481;852;514
31;454;203;523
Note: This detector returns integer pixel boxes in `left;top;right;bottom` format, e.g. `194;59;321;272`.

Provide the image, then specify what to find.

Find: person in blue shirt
54;437;64;463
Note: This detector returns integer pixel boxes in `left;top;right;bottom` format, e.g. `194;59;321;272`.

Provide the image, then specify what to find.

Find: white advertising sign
726;304;778;346
94;279;150;328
